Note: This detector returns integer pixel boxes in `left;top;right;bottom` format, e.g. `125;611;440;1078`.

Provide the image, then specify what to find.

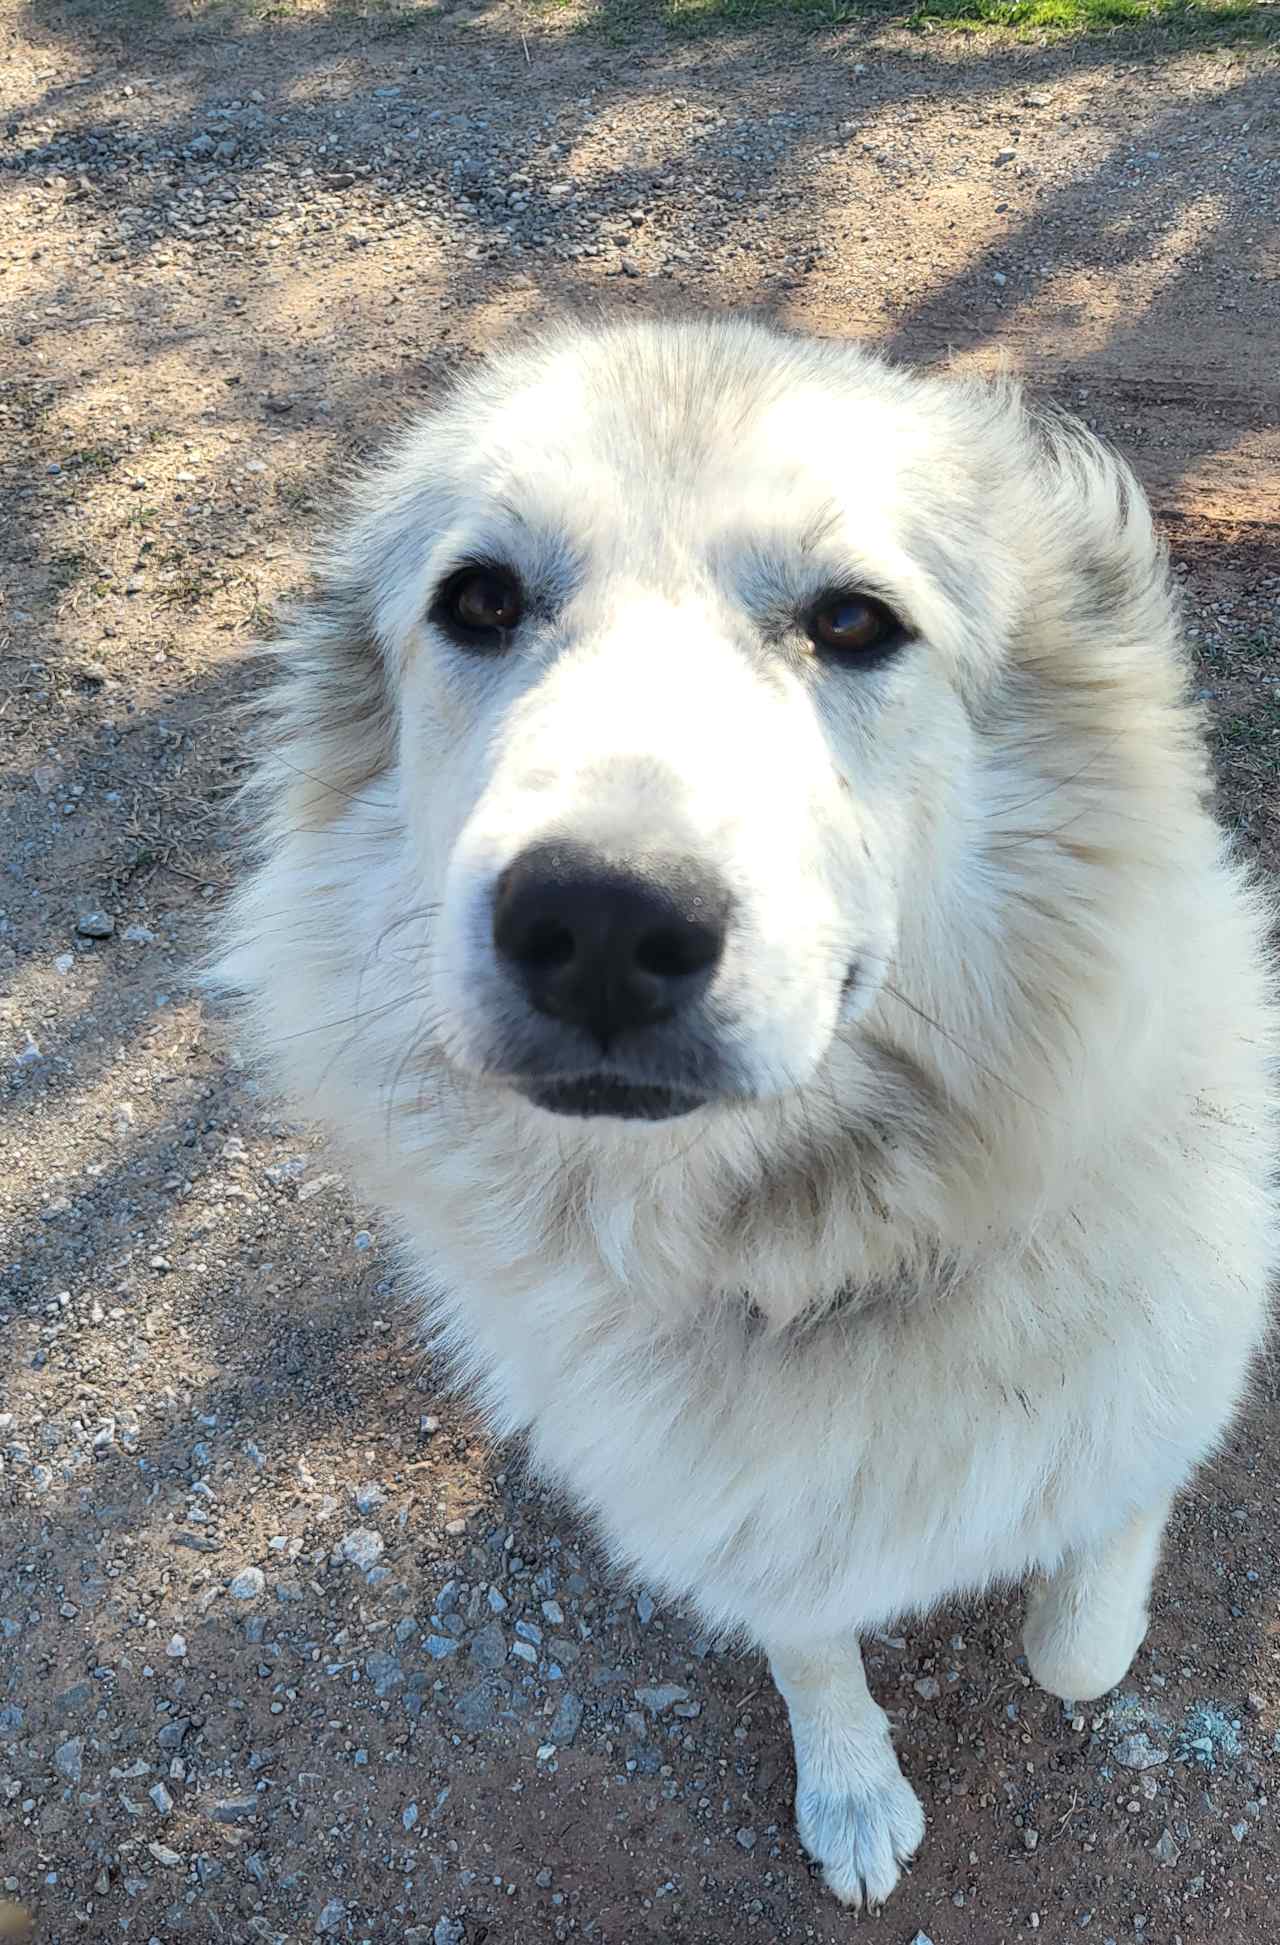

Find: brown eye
810;593;903;662
437;566;524;645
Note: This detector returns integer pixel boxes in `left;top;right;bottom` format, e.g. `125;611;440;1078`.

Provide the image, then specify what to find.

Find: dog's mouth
517;1075;708;1122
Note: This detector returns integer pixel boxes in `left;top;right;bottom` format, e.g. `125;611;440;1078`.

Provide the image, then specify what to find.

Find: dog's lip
514;1074;708;1122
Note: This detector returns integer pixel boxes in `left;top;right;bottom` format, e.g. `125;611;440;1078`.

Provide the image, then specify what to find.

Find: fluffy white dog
214;314;1276;1906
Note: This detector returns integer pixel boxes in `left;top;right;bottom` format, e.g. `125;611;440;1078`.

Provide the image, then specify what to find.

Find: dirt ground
2;1;1279;1941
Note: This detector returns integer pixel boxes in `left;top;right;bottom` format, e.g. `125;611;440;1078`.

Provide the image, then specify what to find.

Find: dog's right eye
433;566;524;648
808;591;906;664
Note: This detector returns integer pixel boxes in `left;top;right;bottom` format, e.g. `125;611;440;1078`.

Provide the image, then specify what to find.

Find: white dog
214;314;1276;1907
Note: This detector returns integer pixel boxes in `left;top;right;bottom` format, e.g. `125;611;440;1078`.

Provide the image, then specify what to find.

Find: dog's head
250;316;1171;1130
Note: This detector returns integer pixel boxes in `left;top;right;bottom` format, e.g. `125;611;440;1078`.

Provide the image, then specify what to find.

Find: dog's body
215;316;1276;1906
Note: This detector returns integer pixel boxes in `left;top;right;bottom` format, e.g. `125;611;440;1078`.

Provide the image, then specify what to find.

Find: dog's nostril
521;916;576;972
635;923;721;982
492;839;731;1045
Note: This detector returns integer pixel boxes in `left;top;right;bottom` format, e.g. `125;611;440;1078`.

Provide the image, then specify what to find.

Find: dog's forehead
455;348;939;561
479;350;929;481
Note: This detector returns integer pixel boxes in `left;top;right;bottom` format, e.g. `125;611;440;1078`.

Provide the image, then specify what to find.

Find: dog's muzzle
489;838;733;1119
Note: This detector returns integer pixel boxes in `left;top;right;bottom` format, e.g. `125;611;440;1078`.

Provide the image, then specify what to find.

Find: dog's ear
245;532;397;837
1014;399;1179;688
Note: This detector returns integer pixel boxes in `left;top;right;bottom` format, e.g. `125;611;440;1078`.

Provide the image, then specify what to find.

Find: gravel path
1;4;1278;1940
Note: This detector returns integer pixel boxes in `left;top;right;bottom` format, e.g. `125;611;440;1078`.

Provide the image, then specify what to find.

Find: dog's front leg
767;1634;925;1908
1023;1495;1172;1703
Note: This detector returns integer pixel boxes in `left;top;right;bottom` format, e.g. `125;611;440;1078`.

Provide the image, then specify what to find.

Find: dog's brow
799;502;843;556
494;493;530;531
436;513;583;598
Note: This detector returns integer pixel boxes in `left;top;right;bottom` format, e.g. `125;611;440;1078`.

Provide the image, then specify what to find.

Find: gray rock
736;1827;756;1851
913;1676;941;1701
454;1685;496;1733
548;1692;584;1745
434;1919;465;1945
149;1781;174;1814
76;909;115;939
55;1736;85;1783
353;1481;386;1515
1113;1731;1169;1770
210;1795;258;1822
469;1621;506;1670
334;1527;384;1571
157;1718;191;1751
634;1684;688;1712
1152;1828;1179;1865
316;1899;346;1934
366;1650;403;1696
229;1566;266;1600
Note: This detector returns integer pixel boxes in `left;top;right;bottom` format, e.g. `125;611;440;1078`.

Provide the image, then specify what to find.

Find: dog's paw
1023;1575;1147;1703
795;1768;926;1909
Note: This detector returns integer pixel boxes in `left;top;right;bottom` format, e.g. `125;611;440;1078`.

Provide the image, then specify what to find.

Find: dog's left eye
809;593;904;662
434;566;524;647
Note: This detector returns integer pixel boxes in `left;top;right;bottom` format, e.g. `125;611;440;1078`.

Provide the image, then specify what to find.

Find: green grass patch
907;0;1275;37
28;0;1278;35
541;0;1278;35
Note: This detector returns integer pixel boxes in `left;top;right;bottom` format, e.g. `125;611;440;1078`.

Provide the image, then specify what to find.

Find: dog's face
361;324;1008;1122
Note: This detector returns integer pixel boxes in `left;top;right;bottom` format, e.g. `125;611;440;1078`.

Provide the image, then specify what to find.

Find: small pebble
1152;1829;1179;1865
334;1528;384;1570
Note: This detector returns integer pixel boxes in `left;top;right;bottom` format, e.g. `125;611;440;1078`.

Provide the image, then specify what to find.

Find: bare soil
1;4;1278;1942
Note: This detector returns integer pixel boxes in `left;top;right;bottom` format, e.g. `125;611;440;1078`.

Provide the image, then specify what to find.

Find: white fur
212;314;1277;1907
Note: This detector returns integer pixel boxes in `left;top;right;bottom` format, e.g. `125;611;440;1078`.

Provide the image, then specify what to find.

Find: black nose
492;840;731;1049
